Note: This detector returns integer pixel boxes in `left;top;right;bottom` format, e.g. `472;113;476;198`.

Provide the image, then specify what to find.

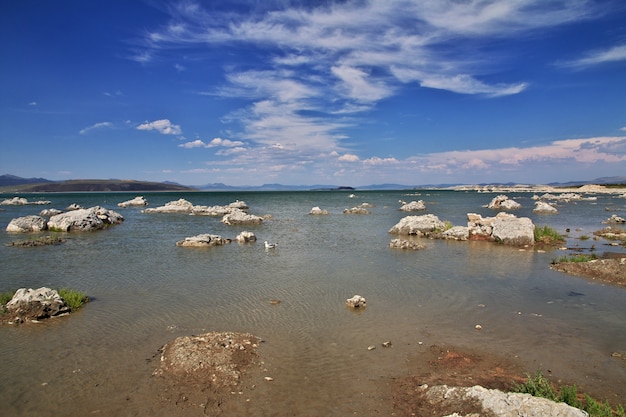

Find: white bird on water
264;241;278;249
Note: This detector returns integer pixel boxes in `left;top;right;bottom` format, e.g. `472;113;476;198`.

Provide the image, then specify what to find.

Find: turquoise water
0;190;625;415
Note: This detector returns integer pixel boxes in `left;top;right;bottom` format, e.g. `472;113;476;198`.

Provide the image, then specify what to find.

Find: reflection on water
1;190;625;415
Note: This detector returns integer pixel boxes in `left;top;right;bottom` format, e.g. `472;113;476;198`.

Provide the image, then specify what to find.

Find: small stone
367;345;376;351
382;341;392;348
264;376;274;382
475;324;483;330
346;295;366;308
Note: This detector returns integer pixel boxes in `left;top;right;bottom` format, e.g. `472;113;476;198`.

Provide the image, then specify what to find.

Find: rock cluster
6;206;124;232
142;199;264;225
605;214;625;224
0;197;51;205
221;209;264;225
3;287;70;323
309;206;330;215
343;206;370;214
388;213;535;246
399;200;426;211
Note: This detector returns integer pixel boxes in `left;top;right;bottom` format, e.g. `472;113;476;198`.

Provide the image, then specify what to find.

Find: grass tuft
58;288;89;311
534;225;565;245
514;370;625;417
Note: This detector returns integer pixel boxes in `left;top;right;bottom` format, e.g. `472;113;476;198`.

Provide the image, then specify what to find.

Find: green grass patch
514;370;625;417
58;288;89;311
534;225;565;245
1;288;89;312
552;253;599;264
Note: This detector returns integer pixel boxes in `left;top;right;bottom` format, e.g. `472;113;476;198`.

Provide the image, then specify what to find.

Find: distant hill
0;174;53;187
0;176;194;192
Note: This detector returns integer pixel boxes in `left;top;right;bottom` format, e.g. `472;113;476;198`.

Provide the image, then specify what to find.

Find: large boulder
388;214;446;236
117;196;148;207
48;206;124;232
175;234;231;247
487;195;521;210
4;287;70;322
399;200;426;211
468;212;534;246
6;215;48;232
533;201;558;214
221;209;263;225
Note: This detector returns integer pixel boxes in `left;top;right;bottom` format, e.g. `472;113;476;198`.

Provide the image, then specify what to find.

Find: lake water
1;190;625;416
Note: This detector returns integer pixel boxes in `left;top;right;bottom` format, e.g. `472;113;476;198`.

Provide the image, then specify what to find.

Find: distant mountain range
1;174;624;192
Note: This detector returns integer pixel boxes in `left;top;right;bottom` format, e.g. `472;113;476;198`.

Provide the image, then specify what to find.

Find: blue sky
1;0;625;187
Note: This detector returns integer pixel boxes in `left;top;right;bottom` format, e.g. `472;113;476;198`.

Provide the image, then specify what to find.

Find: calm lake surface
1;190;625;416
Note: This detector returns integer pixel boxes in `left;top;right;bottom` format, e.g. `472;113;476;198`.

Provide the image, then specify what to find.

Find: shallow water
1;190;625;415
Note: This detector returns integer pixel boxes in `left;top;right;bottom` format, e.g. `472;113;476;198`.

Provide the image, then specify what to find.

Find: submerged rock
235;231;257;243
343;206;370;214
175;234;231;247
389;239;426;250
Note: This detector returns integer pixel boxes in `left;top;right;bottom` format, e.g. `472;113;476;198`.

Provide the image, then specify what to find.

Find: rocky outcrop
399;200;426;211
533;201;558;214
176;234;231;247
48;206;124;232
0;197;51;205
343;206;370;214
117;196;148;207
388;214;446;236
389;239;426;250
221;209;263;225
235;231;257;243
487;195;521;210
3;288;70;323
6;215;48;232
39;208;63;217
605;214;625;224
468;212;534;246
309;206;330;215
418;384;587;417
440;226;470;241
142;199;193;213
346;295;366;308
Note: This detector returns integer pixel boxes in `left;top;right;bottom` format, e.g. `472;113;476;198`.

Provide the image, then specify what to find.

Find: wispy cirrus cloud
79;121;114;135
557;44;626;69
136;119;182;135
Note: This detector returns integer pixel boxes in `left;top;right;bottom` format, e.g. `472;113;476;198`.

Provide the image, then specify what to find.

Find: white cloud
557;44;626;69
79;122;114;135
207;137;245;147
331;65;393;102
28;101;37;106
338;153;360;162
136;119;182;135
179;139;206;149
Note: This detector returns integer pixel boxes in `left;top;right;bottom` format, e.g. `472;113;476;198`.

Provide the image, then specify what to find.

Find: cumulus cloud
179;139;206;149
79;122;114;135
338;153;360;162
136;119;182;135
207;137;245;147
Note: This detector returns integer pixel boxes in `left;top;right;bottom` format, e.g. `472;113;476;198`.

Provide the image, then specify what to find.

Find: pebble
264;376;274;381
475;324;482;330
382;341;392;348
367;345;376;351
